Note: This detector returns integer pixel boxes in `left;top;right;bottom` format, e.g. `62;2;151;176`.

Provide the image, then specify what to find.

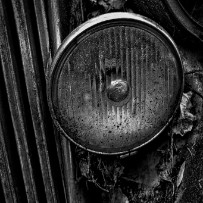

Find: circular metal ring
47;12;184;155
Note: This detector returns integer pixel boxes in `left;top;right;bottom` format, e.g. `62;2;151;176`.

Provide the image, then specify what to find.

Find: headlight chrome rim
47;12;184;155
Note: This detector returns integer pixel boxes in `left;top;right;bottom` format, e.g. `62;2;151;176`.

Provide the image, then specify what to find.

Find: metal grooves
33;0;50;74
61;137;77;203
48;0;87;202
0;0;39;201
11;0;59;201
47;0;61;56
31;0;66;202
32;0;66;201
0;57;27;202
47;1;72;201
0;88;17;202
0;0;68;202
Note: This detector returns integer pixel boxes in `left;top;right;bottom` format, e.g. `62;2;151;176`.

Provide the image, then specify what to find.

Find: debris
159;168;171;182
97;0;126;11
172;120;193;136
180;92;195;120
172;92;196;136
76;148;124;192
176;161;186;188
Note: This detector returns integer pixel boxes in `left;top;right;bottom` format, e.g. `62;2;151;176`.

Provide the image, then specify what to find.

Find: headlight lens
49;13;184;155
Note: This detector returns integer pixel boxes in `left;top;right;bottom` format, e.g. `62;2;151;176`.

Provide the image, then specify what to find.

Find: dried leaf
176;161;186;188
159;168;171;182
173;120;194;136
76;148;124;191
98;0;126;11
79;160;90;178
180;92;195;120
172;92;196;136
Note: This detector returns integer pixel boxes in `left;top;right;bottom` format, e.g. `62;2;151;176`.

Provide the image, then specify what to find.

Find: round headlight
48;12;184;155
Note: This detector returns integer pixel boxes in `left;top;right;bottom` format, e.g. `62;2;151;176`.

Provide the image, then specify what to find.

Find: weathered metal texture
0;91;17;202
11;0;58;201
0;0;88;201
0;0;38;201
47;0;87;202
33;0;50;73
129;0;203;45
48;0;62;56
0;0;69;202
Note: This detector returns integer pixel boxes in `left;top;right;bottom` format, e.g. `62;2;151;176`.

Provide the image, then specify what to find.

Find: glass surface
52;25;182;153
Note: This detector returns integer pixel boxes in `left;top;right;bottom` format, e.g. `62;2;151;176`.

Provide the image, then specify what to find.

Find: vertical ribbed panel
33;0;50;73
0;91;17;203
48;0;87;202
0;0;38;201
0;0;68;202
10;0;57;201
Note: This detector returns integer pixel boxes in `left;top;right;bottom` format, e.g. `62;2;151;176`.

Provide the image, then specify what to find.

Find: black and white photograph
0;0;203;202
